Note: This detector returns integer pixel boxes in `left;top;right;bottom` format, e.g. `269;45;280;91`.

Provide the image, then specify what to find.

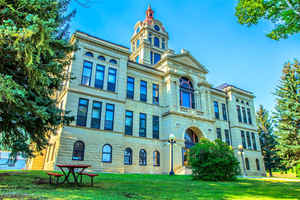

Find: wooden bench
77;172;98;186
47;172;64;185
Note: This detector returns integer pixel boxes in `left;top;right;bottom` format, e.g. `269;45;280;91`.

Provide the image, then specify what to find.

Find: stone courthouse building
27;6;265;176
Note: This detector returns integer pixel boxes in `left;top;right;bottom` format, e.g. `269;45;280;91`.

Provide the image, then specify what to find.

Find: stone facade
27;6;266;176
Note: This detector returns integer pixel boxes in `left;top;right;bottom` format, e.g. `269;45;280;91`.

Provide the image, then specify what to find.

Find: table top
56;164;91;168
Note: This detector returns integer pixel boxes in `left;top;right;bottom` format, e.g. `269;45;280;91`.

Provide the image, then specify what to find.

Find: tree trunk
268;168;272;177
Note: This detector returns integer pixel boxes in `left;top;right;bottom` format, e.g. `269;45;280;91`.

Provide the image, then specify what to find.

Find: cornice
162;111;215;123
231;125;257;132
68;87;126;104
73;31;130;56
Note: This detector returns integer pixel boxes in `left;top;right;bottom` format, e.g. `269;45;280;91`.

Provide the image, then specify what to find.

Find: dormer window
154;25;160;31
98;55;105;61
85;52;93;57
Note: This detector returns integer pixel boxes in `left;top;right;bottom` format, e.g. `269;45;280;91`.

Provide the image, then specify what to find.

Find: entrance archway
182;127;203;166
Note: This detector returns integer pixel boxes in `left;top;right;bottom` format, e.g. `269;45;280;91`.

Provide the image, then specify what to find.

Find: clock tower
130;5;169;65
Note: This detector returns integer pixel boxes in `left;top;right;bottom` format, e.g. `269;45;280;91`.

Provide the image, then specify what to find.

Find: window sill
79;84;118;95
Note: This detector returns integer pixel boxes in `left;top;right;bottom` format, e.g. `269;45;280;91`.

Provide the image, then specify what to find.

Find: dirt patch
123;192;137;198
33;177;48;185
0;173;10;177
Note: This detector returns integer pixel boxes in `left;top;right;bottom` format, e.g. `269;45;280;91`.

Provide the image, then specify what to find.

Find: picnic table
56;164;91;185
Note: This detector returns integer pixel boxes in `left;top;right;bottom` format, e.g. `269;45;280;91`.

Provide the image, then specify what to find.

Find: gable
170;53;208;74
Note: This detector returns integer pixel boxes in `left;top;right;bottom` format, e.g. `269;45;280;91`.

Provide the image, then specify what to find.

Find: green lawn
0;170;299;200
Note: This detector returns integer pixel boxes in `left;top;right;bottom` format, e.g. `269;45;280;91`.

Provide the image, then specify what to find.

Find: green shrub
189;138;240;181
296;164;300;177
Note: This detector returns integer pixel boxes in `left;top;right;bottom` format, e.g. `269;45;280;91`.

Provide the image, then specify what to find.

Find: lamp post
238;145;247;177
168;134;176;176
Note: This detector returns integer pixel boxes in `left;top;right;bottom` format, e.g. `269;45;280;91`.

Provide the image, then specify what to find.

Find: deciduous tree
235;0;300;40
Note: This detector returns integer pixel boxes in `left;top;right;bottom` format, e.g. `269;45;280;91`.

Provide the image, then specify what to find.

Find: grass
0;170;299;200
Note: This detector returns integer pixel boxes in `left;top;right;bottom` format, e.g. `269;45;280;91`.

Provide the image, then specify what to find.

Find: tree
189;138;240;181
274;60;300;169
0;0;76;159
235;0;300;40
256;105;280;176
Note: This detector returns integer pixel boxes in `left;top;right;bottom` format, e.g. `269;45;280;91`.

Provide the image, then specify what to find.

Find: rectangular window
95;64;105;89
127;77;135;99
246;131;252;149
252;132;257;150
150;51;153;64
107;68;117;92
225;129;230;145
216;128;222;141
153;83;159;104
81;61;93;86
214;101;220;119
154;53;161;64
91;101;102;129
222;103;227;121
237;105;242;123
241;130;246;149
140;80;147;102
76;98;89;127
139;113;147;137
247;108;252;125
125;110;133;135
242;107;247;123
136;56;139;63
153;115;159;139
104;104;114;130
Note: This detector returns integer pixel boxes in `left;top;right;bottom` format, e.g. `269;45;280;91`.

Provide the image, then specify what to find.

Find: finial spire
145;5;154;24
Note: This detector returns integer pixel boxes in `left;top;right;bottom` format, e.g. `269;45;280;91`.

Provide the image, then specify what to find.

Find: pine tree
256;105;280;177
0;0;76;159
274;60;300;169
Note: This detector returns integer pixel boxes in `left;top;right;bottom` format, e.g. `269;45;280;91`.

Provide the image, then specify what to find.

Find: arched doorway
182;128;202;166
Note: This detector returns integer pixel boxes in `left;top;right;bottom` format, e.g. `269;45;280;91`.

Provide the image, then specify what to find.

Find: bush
296;164;300;178
189;138;240;181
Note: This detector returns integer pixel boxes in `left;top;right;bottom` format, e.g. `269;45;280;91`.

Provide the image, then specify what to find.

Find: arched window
139;149;147;166
245;157;250;170
98;55;105;61
256;159;260;171
180;77;195;108
153;151;160;166
109;59;117;65
154;37;159;48
102;144;112;163
124;148;132;165
136;39;140;48
85;52;93;57
162;38;165;49
72;141;85;161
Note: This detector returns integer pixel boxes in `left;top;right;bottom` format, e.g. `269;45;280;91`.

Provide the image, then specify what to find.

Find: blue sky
69;0;300;112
